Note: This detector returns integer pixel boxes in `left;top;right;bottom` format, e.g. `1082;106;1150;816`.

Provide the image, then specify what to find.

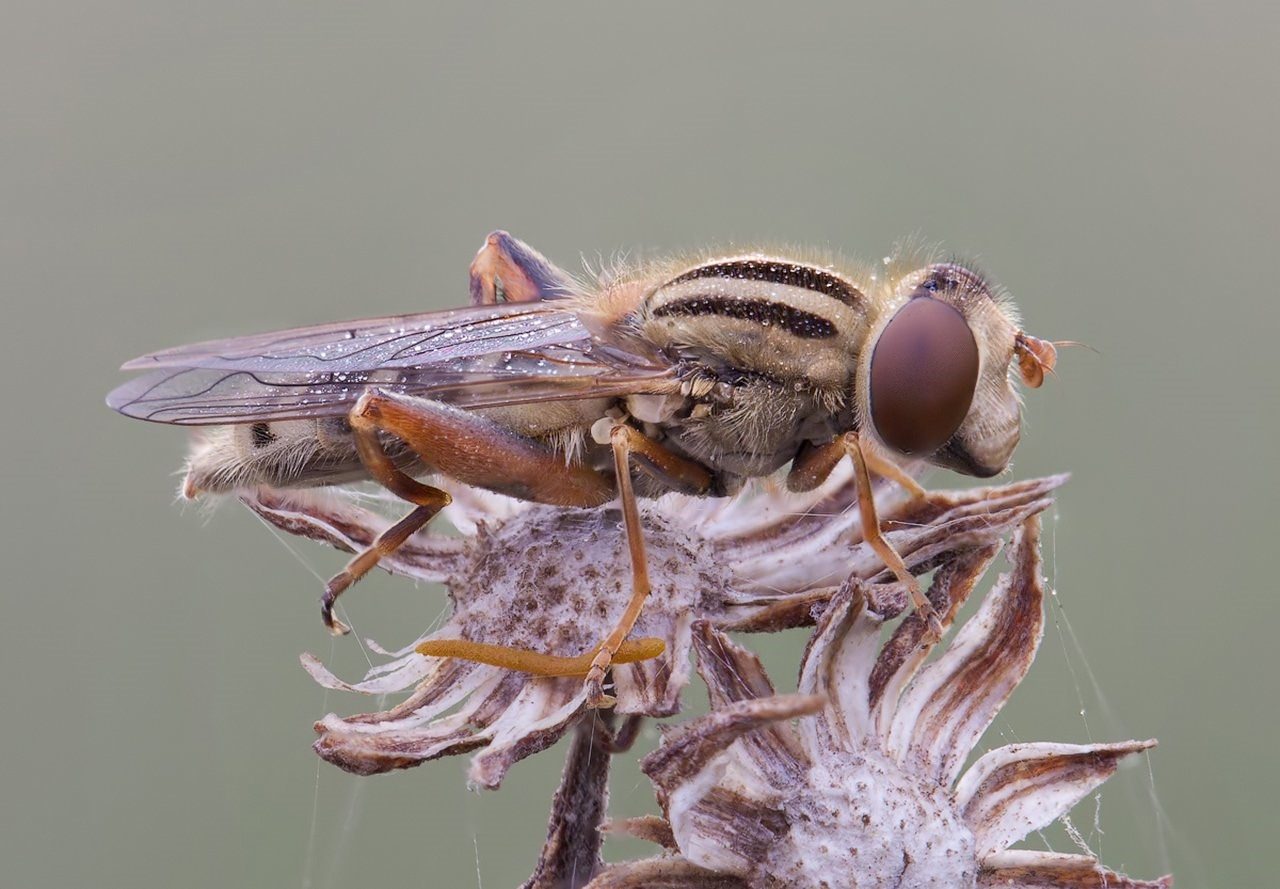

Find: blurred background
3;2;1275;886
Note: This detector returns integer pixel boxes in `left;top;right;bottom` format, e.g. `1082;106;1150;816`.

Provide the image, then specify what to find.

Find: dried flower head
593;516;1169;889
243;467;1063;787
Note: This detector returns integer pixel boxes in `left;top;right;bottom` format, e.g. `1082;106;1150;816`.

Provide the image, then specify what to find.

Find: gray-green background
3;3;1275;886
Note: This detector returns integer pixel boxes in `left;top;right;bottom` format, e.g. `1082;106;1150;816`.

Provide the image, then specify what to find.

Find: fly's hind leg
320;412;453;635
323;388;616;633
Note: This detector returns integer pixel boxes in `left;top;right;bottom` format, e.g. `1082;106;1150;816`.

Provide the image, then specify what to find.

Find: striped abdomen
640;255;869;392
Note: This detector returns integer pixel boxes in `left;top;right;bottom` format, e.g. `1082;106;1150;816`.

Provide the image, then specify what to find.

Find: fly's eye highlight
869;296;980;455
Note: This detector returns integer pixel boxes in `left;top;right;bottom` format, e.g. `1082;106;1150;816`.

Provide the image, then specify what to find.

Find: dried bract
595;517;1169;889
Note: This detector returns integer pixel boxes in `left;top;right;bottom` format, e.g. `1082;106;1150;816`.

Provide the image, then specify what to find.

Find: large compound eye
869;296;980;455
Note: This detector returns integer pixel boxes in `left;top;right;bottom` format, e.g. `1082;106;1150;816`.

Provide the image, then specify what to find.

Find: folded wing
108;302;670;425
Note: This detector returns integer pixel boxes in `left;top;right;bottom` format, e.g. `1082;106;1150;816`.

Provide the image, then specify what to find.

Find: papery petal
693;621;780;704
311;670;521;775
723;475;1062;617
887;516;1045;786
366;633;440;658
868;475;1059;591
692;460;863;542
585;858;749;889
869;543;1000;739
607;816;677;849
691;622;809;787
886;475;1066;545
955;740;1157;859
240;485;466;582
714;587;834;633
721;477;901;595
979;850;1172;888
613;610;693;717
674;788;791;879
794;584;881;753
469;678;587;788
299;648;472;697
643;694;825;805
435;479;526;535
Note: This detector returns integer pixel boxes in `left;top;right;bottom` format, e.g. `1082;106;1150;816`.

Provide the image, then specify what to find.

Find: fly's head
858;262;1056;478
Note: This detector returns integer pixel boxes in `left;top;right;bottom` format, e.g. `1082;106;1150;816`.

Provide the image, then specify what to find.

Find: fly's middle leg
581;424;714;707
336;390;675;698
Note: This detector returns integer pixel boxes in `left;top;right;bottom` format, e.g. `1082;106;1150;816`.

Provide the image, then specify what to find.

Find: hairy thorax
626;378;847;490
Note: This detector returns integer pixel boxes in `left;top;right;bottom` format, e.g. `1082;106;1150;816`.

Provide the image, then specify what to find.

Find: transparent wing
107;302;672;425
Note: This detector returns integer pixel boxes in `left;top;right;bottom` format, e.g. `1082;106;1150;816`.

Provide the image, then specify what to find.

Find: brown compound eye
869;296;980;455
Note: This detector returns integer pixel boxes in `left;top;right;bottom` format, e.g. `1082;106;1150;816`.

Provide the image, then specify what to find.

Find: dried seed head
241;463;1166;887
602;517;1169;889
244;468;1065;788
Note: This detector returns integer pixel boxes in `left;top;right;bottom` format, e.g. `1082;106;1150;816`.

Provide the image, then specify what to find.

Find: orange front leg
786;433;940;642
861;444;927;500
845;433;942;642
788;437;925;499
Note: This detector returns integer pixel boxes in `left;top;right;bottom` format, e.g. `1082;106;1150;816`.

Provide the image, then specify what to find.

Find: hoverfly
108;231;1057;706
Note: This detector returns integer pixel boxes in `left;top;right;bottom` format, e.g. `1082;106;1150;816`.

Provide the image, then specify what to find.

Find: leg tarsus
414;637;666;678
321;501;447;635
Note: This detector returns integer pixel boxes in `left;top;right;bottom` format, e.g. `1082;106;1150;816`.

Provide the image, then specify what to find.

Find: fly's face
859;262;1056;478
